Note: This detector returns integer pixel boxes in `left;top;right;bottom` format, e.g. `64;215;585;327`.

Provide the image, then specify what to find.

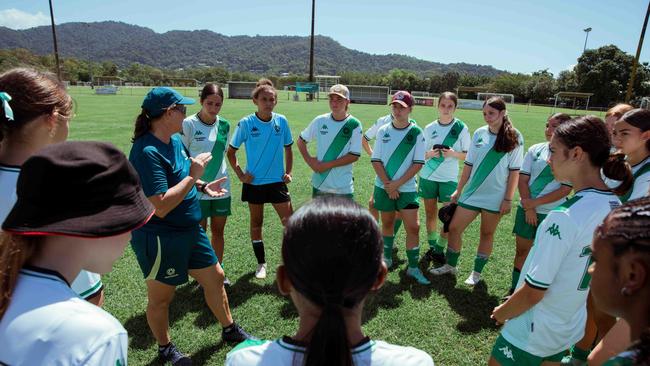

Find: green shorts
491;334;566;366
512;206;547;240
199;197;232;218
312;187;354;200
457;201;500;214
373;186;419;212
131;227;218;286
418;178;457;202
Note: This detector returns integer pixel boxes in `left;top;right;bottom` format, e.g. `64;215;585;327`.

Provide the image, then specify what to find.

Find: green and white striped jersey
180;114;231;200
458;126;524;212
520;142;571;214
502;188;621;357
419;118;471;183
621;155;650;202
364;114;392;141
300;113;362;194
371;122;426;193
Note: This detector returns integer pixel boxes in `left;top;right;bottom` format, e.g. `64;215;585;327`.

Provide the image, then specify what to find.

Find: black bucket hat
2;141;154;237
438;203;458;233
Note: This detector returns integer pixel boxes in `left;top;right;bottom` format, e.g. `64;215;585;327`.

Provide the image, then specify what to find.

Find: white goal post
476;92;515;104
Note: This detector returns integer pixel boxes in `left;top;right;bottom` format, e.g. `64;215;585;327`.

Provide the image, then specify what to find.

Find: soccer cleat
383;256;393;269
429;264;458;276
255;263;267;279
464;271;482;286
424;248;446;264
406;267;431;285
158;342;192;366
222;322;257;343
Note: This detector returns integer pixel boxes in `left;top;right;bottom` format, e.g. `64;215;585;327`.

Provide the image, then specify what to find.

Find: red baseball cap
391;91;414;108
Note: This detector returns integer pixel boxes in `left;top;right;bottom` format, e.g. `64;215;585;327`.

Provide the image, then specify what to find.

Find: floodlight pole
309;0;315;82
625;0;650;103
583;27;592;53
48;0;62;80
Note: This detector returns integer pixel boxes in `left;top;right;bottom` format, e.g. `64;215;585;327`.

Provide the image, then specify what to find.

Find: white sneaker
464;271;481;286
429;264;458;276
255;263;267;279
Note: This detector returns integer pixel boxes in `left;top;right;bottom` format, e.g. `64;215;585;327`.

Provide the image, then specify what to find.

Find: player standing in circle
430;97;524;286
297;84;362;199
489;116;632;366
0;67;105;306
419;92;471;264
605;104;634;143
589;196;650;366
613;109;650;202
181;83;232;284
371;91;430;285
130;87;254;365
227;79;293;280
506;113;572;298
0;141;154;365
225;197;434;366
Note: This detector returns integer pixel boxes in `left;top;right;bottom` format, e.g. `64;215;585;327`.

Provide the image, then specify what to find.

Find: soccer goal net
477;92;515;104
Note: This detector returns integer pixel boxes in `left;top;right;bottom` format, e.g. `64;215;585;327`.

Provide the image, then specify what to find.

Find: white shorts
71;270;103;299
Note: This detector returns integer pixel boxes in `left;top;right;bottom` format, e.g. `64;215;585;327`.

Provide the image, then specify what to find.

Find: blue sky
0;0;647;76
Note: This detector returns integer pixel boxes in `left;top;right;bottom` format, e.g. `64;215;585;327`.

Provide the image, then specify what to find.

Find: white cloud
0;8;50;30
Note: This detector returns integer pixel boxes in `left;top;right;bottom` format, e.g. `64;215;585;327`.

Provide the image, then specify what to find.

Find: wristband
197;182;207;193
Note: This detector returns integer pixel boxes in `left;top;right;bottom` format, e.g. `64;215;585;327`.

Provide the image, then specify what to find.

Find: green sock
393;219;403;235
427;231;440;250
510;268;521;291
570;345;590;361
473;252;489;273
406;247;420;268
435;236;447;254
446;248;460;267
383;236;394;260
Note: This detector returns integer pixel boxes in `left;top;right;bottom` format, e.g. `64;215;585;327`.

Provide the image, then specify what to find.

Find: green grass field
65;87;602;365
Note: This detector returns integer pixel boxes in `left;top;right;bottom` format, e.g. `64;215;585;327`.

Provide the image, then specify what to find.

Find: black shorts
242;182;291;204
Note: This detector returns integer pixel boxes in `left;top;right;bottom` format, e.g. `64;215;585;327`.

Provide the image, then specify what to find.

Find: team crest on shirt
342;127;351;136
382;132;391;142
406;133;415;145
251;126;261;137
450;129;458;136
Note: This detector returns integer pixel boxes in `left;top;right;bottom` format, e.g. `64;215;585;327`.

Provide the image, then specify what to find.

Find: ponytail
494;115;519;153
132;109;152;142
304;303;352;366
0;234;38;320
603;152;634;196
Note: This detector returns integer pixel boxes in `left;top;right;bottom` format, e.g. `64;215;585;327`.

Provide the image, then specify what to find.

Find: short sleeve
230;119;247;149
413;130;426;164
300;118;318;143
83;333;128;366
134;147;169;197
629;171;650;200
364;119;380;140
524;211;574;290
349;124;362;156
465;135;477;166
508;135;525;170
282;118;293;146
370;127;383;163
180;119;192;149
521;147;534;175
459;126;471;153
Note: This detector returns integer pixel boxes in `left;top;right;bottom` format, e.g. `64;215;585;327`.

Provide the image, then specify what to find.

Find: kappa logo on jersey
431;131;438;139
546;223;562;239
165;268;178;278
475;137;484;147
534;151;542;161
194;130;204;136
273;122;281;134
382;132;391;142
251;126;261;137
499;345;515;361
320;125;328;135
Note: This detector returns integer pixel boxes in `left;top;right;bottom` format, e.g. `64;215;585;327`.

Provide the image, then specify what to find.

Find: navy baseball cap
141;87;195;118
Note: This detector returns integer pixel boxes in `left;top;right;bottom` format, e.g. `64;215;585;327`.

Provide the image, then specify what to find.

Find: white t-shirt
371;122;426;193
623;155;650;202
519;142;570;214
0;165;103;300
364;114;393;141
300;113;363;194
419;118;471;183
502;188;621;357
225;337;434;366
180;114;231;200
0;267;128;365
459;126;524;212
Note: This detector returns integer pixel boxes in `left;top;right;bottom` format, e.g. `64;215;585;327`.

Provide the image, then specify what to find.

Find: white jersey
502;188;621;357
225;338;434;366
519;142;570;214
364;114;393;141
459;126;524;212
419;118;471;183
371;122;426;192
180;114;231;200
622;155;650;202
300;113;362;194
0;267;128;365
0;165;102;300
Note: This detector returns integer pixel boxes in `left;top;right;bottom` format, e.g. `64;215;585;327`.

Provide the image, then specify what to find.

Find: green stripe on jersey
385;126;422;179
620;162;650;202
461;147;506;198
200;117;229;182
552;195;583;212
525;274;550;288
529;165;555;198
313;117;360;189
229;339;268;354
422;120;465;179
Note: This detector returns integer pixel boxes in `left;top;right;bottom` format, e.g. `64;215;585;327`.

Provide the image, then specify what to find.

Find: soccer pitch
66;87;600;365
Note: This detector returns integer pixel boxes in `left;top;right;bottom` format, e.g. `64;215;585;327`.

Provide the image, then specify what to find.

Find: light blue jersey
459;126;524;212
230;112;293;185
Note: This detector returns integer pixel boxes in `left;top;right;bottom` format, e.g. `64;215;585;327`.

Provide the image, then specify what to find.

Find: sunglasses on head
169;104;186;115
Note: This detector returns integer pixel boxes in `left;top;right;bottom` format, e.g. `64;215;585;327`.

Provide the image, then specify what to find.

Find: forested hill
0;21;504;76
